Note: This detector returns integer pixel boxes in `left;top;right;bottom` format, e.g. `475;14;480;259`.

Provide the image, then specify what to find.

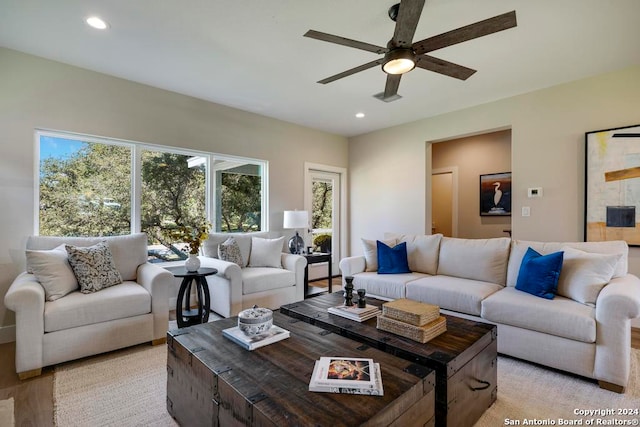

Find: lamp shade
283;210;309;229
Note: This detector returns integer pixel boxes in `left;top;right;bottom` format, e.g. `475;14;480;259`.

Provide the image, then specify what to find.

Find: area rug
53;344;640;426
0;398;14;427
53;345;177;426
476;349;640;426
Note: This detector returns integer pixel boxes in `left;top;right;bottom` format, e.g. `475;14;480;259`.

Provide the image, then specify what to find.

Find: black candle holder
357;288;366;308
344;276;354;306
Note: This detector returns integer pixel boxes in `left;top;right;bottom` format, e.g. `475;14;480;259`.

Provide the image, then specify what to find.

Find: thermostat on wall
528;187;543;198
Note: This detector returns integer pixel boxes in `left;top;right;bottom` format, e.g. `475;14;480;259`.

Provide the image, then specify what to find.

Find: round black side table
170;267;217;328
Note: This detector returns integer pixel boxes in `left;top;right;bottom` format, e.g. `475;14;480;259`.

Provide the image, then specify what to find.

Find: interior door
431;167;458;237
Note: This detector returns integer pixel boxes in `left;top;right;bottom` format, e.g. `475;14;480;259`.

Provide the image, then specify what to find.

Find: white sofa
339;233;640;392
199;231;307;317
4;233;173;379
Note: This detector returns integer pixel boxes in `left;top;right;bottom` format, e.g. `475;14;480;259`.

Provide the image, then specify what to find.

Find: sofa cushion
377;241;411;274
362;238;396;272
351;272;427;300
481;287;596;343
44;281;150;333
515;248;564;299
26;233;147;281
218;237;245;267
248;237;284;268
65;242;123;293
385;233;442;275
26;244;78;301
557;247;621;306
506;240;628;287
242;267;295;294
437;237;511;285
406;276;503;316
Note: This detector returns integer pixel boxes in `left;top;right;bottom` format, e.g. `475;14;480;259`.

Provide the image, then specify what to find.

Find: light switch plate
522;206;531;217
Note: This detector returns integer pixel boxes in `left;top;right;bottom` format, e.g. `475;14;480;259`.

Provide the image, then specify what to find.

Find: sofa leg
151;337;167;346
18;368;42;380
598;380;625;393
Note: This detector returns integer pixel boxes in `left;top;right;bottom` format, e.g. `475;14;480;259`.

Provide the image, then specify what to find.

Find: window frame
34;129;269;239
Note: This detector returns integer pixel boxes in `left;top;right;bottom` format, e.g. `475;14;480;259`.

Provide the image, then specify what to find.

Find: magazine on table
309;357;384;395
222;325;290;351
311;357;376;387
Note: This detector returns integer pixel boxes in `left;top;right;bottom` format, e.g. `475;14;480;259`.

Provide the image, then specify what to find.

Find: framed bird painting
480;172;511;216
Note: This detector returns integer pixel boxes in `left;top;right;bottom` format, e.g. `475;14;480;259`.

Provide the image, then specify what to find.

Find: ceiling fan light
382;48;415;75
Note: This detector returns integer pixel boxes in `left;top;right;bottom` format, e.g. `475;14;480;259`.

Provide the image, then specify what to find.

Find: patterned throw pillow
65;241;123;293
218;237;245;267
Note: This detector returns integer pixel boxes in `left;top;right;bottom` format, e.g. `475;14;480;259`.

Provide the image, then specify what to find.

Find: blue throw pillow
515;247;564;299
377;241;411;274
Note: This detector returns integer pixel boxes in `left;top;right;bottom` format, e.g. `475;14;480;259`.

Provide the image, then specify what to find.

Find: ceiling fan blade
392;0;426;48
412;10;517;55
383;74;402;99
416;55;476;80
318;59;384;84
304;30;387;54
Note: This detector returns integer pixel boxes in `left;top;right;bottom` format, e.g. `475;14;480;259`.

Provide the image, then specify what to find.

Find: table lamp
283;210;308;254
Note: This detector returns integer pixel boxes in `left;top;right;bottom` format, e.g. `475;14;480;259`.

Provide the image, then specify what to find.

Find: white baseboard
0;324;16;344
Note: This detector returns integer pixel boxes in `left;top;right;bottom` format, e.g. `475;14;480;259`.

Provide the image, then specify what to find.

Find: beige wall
432;130;512;238
0;48;348;338
348;65;640;279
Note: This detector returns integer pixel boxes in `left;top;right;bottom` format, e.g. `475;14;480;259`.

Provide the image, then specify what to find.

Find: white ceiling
1;0;639;137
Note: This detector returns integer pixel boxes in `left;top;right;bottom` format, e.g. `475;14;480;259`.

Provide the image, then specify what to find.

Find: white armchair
4;233;172;379
200;232;306;317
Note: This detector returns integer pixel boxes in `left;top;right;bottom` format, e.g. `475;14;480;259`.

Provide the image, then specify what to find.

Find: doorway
304;163;346;280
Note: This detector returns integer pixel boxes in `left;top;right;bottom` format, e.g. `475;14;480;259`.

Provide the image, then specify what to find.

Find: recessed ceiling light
86;16;109;30
355;112;365;118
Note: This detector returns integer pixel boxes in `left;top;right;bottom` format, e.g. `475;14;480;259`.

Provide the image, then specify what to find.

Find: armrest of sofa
594;274;640;387
281;253;307;302
339;256;366;286
4;272;46;374
199;256;243;318
137;262;172;341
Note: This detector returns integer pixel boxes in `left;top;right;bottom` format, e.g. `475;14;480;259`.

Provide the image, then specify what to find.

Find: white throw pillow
557;246;621;306
26;244;78;301
248;237;284;268
361;238;396;272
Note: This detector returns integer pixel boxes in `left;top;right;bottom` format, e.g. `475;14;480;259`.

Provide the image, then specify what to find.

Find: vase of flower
185;254;200;272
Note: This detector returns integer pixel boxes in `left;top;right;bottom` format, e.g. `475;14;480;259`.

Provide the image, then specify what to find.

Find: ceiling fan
304;0;517;102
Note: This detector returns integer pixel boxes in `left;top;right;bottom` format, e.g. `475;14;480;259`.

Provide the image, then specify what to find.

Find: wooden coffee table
167;310;436;426
280;292;497;427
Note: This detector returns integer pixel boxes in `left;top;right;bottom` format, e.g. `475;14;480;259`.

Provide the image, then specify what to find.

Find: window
141;150;207;262
311;176;334;253
39;136;132;237
37;130;267;262
213;159;263;232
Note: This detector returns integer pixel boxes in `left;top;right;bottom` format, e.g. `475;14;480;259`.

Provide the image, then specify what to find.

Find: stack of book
376;298;447;343
222;325;290;350
309;356;384;395
327;304;381;322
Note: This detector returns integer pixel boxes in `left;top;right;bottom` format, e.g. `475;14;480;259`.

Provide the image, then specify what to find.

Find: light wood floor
1;279;638;426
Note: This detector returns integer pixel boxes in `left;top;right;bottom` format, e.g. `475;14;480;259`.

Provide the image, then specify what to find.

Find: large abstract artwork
585;124;640;245
480;172;511;216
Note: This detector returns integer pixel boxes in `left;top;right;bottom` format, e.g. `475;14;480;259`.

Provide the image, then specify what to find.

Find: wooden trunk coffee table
167;310;436;427
280;292;497;427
